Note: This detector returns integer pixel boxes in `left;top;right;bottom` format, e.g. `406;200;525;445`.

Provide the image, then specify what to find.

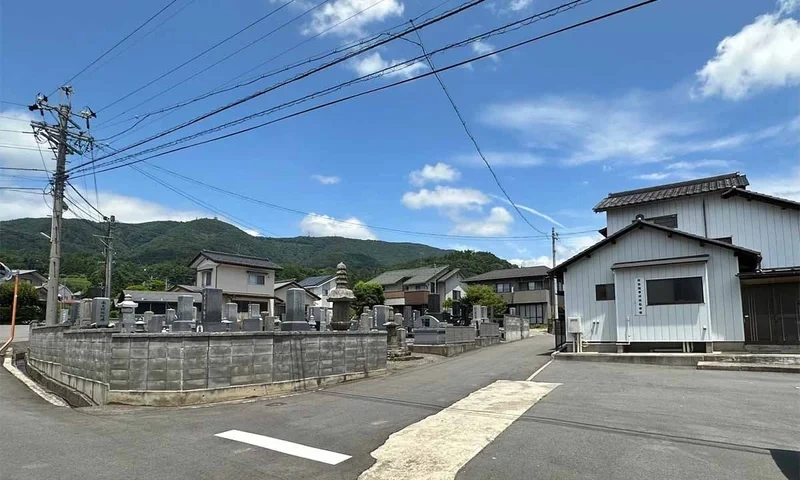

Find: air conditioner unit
567;316;582;334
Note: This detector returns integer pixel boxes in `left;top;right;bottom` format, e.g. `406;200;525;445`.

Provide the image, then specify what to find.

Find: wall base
107;369;387;406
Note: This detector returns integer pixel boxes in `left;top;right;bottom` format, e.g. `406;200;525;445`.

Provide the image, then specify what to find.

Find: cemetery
24;261;521;406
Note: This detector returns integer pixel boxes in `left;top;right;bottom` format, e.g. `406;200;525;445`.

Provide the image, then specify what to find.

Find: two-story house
551;172;800;352
369;265;465;313
298;274;338;308
187;250;283;316
463;266;553;325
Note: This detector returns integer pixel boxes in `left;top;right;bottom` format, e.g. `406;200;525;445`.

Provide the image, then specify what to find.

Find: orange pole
0;274;19;354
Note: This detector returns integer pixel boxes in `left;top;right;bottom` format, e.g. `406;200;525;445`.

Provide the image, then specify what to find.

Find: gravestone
412;310;420;329
225;303;239;322
359;312;372;331
310;306;322;331
201;288;223;324
403;306;413;329
480;306;488;322
192;306;198;321
68;303;81;325
165;308;177;326
281;288;310;331
91;297;111;327
80;299;93;327
173;295;196;332
427;293;441;313
144;311;159;333
374;305;392;331
118;294;138;333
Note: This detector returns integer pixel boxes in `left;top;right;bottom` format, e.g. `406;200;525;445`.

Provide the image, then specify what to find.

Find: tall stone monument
172;295;195;332
118;294;138;333
202;288;224;331
281;288;310;331
91;297;111;327
328;262;355;331
374;305;392;331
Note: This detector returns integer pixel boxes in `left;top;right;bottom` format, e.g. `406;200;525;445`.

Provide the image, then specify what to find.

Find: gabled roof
298;274;337;288
550;220;762;274
11;269;47;282
463;266;550;283
274;281;321;299
721;187;800;211
189;250;282;270
170;284;203;293
593;172;749;212
122;290;202;303
369;265;450;286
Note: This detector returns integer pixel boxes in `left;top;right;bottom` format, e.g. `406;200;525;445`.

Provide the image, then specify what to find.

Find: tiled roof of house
463;266;550;282
369;265;450;286
122;290;202;303
593;172;749;212
192;250;282;270
721;187;800;211
298;274;337;288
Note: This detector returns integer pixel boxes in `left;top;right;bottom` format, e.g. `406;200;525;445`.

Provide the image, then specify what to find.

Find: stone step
697;361;800;374
706;354;800;365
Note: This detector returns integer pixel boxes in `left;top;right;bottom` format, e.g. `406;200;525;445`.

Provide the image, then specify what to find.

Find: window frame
646;276;704;306
201;270;212;286
495;283;512;293
595;283;615;301
452;290;461;300
644;214;678;229
247;272;266;286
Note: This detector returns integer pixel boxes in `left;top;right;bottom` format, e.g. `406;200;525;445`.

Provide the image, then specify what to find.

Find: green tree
62;275;91;294
462;284;506;317
353;281;384;312
0;281;42;324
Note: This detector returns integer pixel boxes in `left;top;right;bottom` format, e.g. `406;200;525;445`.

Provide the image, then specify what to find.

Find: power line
56;0;182;91
69;0;489;172
98;0;335;127
73;0;594;175
137;160;559;241
412;23;548;236
71;0;654;178
0;166;48;171
96;0;298;114
66;181;106;219
94;0;449;135
0;143;47;152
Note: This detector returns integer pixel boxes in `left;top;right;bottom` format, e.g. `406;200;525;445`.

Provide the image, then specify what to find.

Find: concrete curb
697;361;800;374
2;348;68;407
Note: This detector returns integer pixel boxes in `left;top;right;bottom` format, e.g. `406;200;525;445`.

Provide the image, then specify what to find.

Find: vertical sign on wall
635;278;645;316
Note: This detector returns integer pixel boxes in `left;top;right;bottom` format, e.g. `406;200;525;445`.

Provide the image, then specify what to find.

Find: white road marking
359;380;559;480
214;430;351;465
3;353;67;407
526;359;554;381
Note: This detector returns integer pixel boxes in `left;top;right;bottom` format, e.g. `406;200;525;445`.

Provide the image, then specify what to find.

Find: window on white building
645;214;678;229
452;290;461;300
202;271;212;286
248;273;266;285
647;277;704;305
595;283;615;301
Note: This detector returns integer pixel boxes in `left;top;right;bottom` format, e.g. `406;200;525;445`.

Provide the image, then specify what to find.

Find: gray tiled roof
122;290;202;303
298;274;337;288
593;172;749;212
196;250;282;270
369;265;450;286
463;266;550;283
721;187;800;211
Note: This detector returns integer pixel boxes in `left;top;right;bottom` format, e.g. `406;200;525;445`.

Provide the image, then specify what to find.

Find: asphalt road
0;335;554;480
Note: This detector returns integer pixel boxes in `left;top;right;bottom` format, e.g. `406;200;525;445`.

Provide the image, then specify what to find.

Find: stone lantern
118;294;139;333
327;262;356;331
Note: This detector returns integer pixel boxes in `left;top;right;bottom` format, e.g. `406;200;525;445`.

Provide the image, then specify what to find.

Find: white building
552;172;800;352
187;250;282;316
297;274;338;308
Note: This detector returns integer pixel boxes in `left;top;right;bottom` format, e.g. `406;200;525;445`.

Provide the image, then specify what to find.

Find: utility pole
550;227;559;323
30;87;96;325
103;215;115;298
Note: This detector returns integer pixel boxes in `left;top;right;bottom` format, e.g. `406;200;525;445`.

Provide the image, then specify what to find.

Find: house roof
369;265;450;286
463;266;550;283
274;280;321;299
11;269;47;281
721;187;800;211
593;172;749;212
437;268;462;283
190;250;282;270
550;219;762;274
298;274;337;288
122;290;202;303
171;284;203;293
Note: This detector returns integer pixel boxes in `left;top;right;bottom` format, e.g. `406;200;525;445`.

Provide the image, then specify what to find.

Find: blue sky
1;0;798;267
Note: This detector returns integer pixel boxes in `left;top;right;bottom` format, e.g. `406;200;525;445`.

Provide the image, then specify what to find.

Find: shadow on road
770;449;800;480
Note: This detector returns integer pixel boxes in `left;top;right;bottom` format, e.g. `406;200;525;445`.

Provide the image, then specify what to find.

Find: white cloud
635;159;737;182
401;186;490;210
753;166;800;201
409;162;460;186
507;233;602;268
303;0;404;37
471;40;499;62
507;0;533;11
482;94;797;166
695;11;800;100
454;151;544;167
0;110;52;170
350;52;427;79
450;244;478;251
508;257;551;267
299;213;377;239
312;174;341;185
490;195;565;228
451;206;514;236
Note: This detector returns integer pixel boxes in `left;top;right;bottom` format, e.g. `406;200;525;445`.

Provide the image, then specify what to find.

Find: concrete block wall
29;328;387;405
479;323;500;338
